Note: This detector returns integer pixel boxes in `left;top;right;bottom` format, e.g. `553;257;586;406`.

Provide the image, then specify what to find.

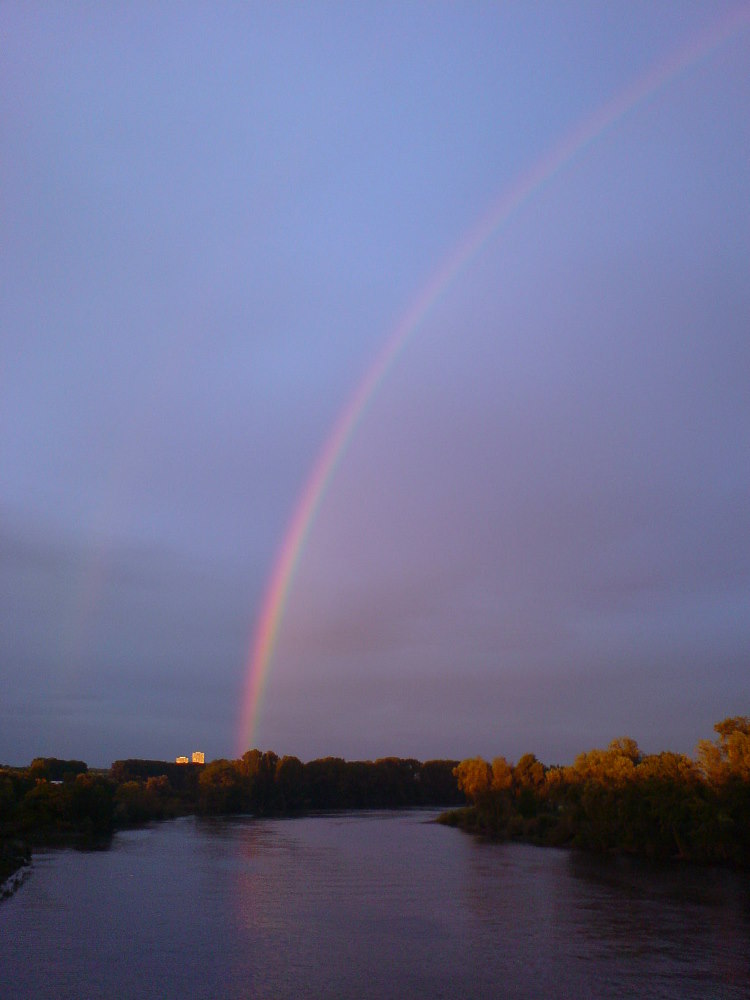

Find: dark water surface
1;810;749;998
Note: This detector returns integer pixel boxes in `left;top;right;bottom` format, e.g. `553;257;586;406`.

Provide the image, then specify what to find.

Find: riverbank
0;841;31;899
437;794;750;869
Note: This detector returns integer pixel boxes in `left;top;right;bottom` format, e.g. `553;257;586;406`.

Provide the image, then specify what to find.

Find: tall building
191;751;205;764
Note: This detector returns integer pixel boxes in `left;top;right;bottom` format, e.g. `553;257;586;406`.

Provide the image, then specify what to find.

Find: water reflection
1;812;748;999
565;849;750;995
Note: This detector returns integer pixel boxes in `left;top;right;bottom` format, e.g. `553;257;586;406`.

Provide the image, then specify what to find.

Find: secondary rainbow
238;7;749;754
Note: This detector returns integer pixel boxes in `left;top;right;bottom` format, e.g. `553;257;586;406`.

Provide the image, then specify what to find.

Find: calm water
1;810;749;999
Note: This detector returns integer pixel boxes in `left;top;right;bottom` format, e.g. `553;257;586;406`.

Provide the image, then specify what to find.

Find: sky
1;3;748;769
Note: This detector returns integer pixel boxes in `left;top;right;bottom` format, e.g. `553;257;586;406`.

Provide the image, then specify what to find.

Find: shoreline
437;806;750;871
0;859;31;901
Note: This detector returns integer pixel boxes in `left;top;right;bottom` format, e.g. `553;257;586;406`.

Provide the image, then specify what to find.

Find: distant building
191;751;205;764
175;756;189;764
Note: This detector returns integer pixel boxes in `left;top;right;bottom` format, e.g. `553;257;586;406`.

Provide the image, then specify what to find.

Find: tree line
441;716;750;866
0;752;461;883
3;717;750;889
109;752;462;821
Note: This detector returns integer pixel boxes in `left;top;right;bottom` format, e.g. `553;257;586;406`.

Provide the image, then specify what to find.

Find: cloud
0;509;254;764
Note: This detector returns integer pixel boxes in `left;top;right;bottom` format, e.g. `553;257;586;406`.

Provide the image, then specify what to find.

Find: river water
1;810;748;999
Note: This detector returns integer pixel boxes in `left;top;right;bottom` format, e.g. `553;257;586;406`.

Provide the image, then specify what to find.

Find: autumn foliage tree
442;718;750;866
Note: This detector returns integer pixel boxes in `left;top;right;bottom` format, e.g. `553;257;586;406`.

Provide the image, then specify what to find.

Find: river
1;810;748;998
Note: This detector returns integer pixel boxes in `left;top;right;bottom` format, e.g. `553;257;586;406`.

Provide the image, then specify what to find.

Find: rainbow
238;7;749;754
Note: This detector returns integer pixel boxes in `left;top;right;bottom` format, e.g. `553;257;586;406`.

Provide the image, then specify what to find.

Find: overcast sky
2;3;748;768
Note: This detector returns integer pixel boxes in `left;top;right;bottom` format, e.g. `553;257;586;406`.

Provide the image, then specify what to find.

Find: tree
198;760;244;814
608;738;641;764
420;760;463;804
697;717;750;784
513;754;545;790
491;757;514;792
275;756;304;811
453;758;492;803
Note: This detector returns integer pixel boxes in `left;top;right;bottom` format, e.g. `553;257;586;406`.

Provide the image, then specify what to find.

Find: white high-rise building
192;751;205;764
